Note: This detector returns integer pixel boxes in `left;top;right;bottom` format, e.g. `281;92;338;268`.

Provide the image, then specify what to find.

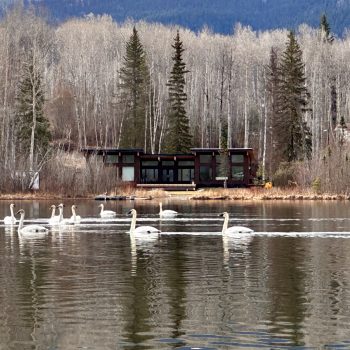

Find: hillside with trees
4;0;350;35
0;5;350;194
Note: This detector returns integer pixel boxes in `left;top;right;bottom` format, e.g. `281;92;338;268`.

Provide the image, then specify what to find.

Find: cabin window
178;168;194;182
216;154;230;177
122;154;134;163
105;154;118;164
200;154;212;163
200;165;212;181
142;160;158;166
142;168;158;182
178;160;194;166
122;167;134;181
232;165;244;181
162;161;174;166
231;154;244;163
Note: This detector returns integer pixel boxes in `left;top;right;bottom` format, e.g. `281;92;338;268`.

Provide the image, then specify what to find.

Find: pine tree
266;47;280;175
275;31;312;162
320;14;337;129
166;30;192;153
15;51;51;173
119;27;149;149
320;13;334;43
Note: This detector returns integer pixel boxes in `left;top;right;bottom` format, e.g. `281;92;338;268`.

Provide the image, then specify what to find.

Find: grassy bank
0;187;349;201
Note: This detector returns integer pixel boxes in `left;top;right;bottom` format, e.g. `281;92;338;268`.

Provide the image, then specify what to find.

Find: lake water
1;199;350;349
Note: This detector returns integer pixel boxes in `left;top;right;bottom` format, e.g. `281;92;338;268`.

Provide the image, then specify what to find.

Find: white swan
220;212;253;234
69;205;81;224
159;202;178;218
48;205;60;225
128;209;160;236
99;203;116;218
3;203;17;225
56;203;73;225
16;209;48;234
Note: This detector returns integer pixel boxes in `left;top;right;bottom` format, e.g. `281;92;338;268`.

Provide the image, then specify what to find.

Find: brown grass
189;187;350;200
0;187;348;201
0;191;91;200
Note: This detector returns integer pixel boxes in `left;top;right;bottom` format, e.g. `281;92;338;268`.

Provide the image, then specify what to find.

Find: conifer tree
275;31;312;162
119;27;149;149
266;47;280;174
320;13;334;43
15;50;51;174
166;30;192;153
320;14;337;129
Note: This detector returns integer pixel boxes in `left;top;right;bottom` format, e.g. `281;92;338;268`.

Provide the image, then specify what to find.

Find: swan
16;209;48;234
128;209;160;235
99;203;116;218
159;202;178;218
220;212;253;234
56;203;73;225
3;203;17;225
48;205;60;225
69;205;81;224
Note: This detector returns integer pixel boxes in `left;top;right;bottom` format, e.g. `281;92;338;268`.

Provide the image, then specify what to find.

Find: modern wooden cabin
82;147;256;189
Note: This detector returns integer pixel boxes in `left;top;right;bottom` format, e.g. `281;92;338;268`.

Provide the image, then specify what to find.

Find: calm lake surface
1;199;350;349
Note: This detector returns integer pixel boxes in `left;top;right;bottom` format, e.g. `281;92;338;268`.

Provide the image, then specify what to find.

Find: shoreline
0;188;349;201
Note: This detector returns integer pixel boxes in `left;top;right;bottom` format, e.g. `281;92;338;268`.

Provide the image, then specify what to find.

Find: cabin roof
81;147;144;155
190;148;253;152
81;147;254;158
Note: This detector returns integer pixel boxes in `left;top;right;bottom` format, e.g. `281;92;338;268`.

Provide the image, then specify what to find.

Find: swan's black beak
127;209;133;215
218;213;224;217
15;210;22;215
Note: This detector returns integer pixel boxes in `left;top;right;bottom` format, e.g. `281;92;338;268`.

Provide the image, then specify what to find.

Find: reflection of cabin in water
82;147;256;189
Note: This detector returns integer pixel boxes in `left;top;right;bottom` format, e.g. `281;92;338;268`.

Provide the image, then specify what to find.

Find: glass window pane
232;165;244;181
231;154;244;163
142;168;158;182
179;168;189;181
179;168;194;182
105;154;118;164
200;165;212;181
122;155;134;163
216;153;230;177
122;166;134;181
162;161;174;166
142;160;158;166
178;160;194;166
200;154;212;163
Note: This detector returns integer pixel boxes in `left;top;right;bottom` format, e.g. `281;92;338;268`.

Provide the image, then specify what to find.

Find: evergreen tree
320;13;334;43
266;47;280;175
320;14;337;129
275;31;312;162
166;30;192;153
119;27;149;149
15;50;51;173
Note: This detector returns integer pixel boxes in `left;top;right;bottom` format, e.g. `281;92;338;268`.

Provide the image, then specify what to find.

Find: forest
14;0;350;36
0;5;350;195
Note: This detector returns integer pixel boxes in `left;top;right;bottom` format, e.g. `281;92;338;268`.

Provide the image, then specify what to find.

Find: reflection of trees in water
164;236;186;341
266;237;307;346
16;236;51;346
123;240;158;349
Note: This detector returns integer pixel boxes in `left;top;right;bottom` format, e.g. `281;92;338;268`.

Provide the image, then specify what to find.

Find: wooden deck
136;183;196;191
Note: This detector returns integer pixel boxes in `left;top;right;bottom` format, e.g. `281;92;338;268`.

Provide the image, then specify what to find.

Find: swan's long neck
50;207;56;219
159;203;163;214
100;204;104;215
222;215;229;234
130;212;136;233
18;213;24;232
72;207;76;220
58;207;63;222
10;206;15;219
